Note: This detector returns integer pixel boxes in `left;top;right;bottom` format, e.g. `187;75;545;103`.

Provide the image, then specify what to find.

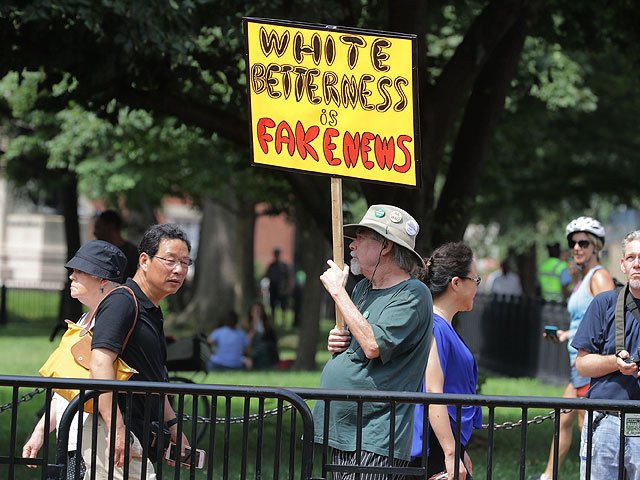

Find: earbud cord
355;242;385;312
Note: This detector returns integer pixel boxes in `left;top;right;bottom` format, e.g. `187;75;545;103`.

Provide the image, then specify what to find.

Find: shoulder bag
39;285;139;412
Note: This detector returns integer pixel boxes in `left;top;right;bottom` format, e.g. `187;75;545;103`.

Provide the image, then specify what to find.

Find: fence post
0;284;7;325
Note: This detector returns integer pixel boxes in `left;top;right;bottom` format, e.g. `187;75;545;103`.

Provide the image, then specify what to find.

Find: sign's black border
243;16;422;190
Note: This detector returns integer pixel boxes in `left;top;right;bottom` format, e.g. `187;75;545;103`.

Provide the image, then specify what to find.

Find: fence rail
294;387;640;480
2;375;639;479
0;376;314;480
0;283;63;326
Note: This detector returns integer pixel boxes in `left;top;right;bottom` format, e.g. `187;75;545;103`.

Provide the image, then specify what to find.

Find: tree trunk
61;174;82;318
516;244;538;296
53;173;82;340
236;198;257;317
433;8;531;245
168;192;237;334
293;211;329;370
126;192;158;245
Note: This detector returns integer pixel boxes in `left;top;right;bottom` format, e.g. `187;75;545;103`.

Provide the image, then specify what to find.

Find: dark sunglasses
460;275;482;286
568;239;591;249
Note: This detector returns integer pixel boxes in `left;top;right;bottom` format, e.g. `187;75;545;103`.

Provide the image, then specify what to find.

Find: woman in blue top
535;217;615;480
206;310;251;370
411;242;482;480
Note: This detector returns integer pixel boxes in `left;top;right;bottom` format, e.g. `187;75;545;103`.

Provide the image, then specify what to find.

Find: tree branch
116;88;248;144
423;0;532;179
282;171;332;239
433;6;533;245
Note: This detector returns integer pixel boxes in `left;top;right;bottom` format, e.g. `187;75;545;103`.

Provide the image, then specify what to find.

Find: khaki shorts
81;414;157;480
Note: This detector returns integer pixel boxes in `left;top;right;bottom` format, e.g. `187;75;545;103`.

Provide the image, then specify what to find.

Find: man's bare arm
163;396;189;457
576;349;639;378
320;260;379;358
90;347;130;468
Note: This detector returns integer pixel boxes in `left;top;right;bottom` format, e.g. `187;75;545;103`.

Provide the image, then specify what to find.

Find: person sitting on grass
206;310;251;370
245;301;279;370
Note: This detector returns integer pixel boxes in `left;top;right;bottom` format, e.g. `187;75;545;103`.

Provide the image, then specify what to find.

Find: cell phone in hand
544;325;559;343
164;442;205;469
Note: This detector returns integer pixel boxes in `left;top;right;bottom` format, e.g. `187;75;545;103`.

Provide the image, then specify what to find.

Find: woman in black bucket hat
23;240;128;479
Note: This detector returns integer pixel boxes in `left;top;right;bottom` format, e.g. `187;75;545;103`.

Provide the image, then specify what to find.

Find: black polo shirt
92;278;167;439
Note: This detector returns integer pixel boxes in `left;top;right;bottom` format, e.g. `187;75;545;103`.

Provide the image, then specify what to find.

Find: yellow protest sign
244;18;421;187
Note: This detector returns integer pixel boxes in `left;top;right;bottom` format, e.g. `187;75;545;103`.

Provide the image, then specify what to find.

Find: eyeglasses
460;275;482;286
150;255;193;268
569;239;591;249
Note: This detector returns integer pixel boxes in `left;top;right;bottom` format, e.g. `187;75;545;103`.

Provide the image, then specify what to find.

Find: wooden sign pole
331;177;346;329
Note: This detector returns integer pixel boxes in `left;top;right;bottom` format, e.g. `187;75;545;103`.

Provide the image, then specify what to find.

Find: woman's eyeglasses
568;239;591;249
460;275;482;286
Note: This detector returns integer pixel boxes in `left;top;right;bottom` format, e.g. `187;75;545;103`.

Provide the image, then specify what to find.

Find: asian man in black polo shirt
83;223;192;479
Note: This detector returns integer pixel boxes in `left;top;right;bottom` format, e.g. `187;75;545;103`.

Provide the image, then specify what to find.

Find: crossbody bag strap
84;285;139;352
616;284;628;355
117;285;139;353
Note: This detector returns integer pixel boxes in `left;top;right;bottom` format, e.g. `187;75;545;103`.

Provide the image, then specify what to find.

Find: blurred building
0;177;68;286
254;203;295;273
0;177;295;286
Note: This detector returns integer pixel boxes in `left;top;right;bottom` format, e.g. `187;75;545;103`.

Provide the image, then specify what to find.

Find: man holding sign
313;204;432;478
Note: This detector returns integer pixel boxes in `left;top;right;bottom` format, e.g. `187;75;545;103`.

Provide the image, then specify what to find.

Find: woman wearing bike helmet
534;216;615;480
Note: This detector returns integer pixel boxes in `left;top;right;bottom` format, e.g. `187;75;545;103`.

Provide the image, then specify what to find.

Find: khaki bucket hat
344;204;425;268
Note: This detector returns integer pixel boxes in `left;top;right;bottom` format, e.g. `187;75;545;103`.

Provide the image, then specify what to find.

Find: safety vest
538;257;567;301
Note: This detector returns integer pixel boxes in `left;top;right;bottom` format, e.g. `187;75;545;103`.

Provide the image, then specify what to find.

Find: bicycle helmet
565;216;605;245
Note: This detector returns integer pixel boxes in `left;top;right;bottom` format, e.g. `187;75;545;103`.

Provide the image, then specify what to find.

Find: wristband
166;417;179;428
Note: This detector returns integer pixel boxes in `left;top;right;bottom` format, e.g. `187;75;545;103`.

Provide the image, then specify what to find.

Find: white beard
350;251;362;276
630;278;640;290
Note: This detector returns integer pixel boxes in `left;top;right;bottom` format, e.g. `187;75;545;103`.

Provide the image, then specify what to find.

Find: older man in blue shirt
573;230;640;479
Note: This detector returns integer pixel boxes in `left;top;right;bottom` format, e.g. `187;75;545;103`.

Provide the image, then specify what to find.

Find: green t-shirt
538;257;568;301
312;276;433;461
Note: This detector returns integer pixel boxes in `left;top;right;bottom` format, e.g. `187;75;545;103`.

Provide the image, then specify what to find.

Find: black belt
598;411;623;418
591;411;620;433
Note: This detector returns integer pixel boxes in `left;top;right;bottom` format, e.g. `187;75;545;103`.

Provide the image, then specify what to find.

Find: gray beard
350;256;361;276
629;278;640;290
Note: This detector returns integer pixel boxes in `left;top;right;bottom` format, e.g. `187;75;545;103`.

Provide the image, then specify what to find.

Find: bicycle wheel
168;376;210;444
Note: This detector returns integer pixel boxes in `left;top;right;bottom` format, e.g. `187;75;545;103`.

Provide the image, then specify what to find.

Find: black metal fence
0;376;314;480
0;283;62;326
300;388;640;480
457;293;571;384
2;376;639;480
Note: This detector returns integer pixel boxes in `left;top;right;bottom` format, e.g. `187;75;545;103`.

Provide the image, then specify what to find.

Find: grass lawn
472;377;579;480
0;323;580;479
